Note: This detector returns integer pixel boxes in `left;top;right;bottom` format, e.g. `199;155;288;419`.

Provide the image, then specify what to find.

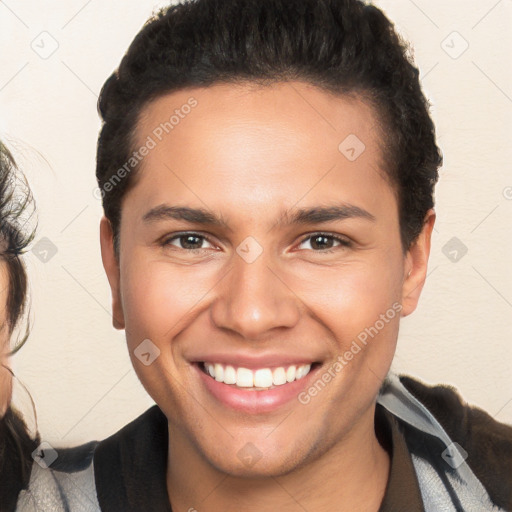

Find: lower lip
195;363;320;414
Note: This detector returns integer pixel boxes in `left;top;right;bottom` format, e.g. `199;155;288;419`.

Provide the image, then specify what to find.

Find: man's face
102;81;431;476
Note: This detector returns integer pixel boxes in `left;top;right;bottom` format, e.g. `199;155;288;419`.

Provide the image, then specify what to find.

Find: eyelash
160;232;352;254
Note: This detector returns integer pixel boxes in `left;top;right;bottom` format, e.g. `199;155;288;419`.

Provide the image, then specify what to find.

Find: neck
166;404;390;512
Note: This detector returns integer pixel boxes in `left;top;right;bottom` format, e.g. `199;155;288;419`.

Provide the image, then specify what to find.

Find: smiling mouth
199;361;321;390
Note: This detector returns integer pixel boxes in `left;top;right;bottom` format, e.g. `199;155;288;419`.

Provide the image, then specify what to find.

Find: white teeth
296;364;311;380
254;369;273;388
214;363;224;382
272;367;287;386
286;365;296;383
236;367;254;387
203;362;313;388
224;365;236;385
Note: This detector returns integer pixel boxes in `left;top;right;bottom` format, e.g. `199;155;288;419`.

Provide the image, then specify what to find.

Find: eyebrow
278;205;376;226
142;204;376;229
143;205;231;229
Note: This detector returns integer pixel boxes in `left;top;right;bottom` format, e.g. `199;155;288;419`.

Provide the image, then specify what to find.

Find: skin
0;261;12;418
101;81;435;511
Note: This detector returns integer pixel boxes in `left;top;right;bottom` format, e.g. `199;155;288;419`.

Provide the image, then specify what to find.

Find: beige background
0;0;511;445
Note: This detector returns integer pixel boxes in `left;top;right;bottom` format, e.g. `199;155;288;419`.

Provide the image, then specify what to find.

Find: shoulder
93;404;168;482
399;375;512;469
16;406;168;512
16;440;101;511
0;409;39;512
400;375;511;434
93;405;170;511
397;374;512;510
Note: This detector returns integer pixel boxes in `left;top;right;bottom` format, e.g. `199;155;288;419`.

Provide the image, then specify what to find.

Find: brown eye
298;233;352;252
162;233;214;251
179;234;204;249
310;235;335;250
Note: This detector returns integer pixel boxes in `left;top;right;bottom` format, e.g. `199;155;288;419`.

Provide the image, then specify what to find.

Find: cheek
288;252;403;398
293;260;402;418
293;255;403;341
120;255;215;342
119;256;209;407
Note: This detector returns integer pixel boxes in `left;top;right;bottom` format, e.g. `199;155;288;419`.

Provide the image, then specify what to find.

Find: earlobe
99;217;125;330
401;210;436;317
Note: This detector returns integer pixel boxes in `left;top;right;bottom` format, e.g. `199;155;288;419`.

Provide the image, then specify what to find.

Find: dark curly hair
0;141;35;348
96;0;442;253
0;141;39;510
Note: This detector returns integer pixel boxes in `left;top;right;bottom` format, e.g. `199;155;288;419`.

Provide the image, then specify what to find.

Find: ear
401;209;436;317
99;217;125;329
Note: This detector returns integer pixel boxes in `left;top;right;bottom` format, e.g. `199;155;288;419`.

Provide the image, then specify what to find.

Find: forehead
135;81;381;154
128;81;394;224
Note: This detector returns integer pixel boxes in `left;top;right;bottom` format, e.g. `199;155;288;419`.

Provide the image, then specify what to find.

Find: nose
210;249;301;340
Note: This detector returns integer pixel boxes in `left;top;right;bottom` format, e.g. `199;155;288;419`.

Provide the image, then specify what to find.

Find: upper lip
190;352;321;369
